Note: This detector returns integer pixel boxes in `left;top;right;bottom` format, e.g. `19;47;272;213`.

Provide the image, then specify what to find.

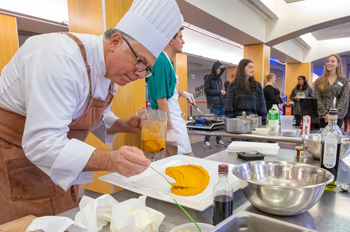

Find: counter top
188;128;304;144
59;149;350;232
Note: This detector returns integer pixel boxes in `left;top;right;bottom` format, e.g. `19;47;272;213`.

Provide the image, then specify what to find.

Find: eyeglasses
123;38;153;77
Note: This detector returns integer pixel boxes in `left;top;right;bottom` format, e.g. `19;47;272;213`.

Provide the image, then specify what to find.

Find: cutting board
0;215;36;232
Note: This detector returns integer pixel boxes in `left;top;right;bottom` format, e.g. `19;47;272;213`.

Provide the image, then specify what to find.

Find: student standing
313;54;349;128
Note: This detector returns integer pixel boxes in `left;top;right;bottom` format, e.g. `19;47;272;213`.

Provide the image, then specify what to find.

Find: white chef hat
115;0;183;58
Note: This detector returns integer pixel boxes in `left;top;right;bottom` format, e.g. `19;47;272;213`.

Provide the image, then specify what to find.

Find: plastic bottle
269;104;279;134
213;164;233;225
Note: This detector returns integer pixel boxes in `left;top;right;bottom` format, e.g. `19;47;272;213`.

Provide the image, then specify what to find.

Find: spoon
339;183;350;192
127;147;181;188
174;199;202;232
148;166;182;188
190;102;205;116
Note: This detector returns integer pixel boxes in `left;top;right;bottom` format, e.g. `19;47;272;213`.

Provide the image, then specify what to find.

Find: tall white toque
115;0;183;58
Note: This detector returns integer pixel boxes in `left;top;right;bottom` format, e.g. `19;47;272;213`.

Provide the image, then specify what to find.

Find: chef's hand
124;115;142;133
278;103;283;110
109;146;151;177
323;113;329;123
166;129;179;146
221;90;226;95
182;91;196;104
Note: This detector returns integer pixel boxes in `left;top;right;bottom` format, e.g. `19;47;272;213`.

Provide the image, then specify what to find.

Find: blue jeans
205;107;225;143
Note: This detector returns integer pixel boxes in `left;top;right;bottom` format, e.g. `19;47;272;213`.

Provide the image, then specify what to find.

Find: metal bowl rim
232;161;335;188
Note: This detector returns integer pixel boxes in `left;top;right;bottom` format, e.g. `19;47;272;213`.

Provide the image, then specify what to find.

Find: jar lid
218;164;229;174
329;108;338;116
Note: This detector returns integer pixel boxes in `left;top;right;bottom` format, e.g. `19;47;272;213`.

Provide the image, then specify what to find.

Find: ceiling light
182;21;190;28
218;36;243;48
188;24;219;39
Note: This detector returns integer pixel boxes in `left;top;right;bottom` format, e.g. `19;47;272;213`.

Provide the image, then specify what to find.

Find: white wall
0;0;68;23
185;0;266;42
182;28;243;65
187;67;227;116
265;0;350;43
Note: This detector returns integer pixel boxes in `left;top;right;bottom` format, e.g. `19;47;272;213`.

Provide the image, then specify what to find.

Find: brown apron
0;32;114;224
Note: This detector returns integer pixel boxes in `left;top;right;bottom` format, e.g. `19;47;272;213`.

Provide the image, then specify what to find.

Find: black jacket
263;85;283;111
204;61;225;109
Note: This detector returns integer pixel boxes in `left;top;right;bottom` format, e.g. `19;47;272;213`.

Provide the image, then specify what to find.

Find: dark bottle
320;104;342;188
213;164;233;226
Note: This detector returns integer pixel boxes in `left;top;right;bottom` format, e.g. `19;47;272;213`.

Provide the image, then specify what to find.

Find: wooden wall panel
244;44;270;85
111;80;145;151
227;67;237;82
263;45;271;86
285;62;311;103
0;14;18;73
67;0;104;35
105;0;133;29
173;53;188;120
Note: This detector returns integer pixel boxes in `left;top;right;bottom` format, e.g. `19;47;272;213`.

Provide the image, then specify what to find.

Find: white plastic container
280;115;294;130
256;127;270;135
302;115;311;135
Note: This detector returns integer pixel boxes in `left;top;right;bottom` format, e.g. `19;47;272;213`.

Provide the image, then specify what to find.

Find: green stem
173;199;201;232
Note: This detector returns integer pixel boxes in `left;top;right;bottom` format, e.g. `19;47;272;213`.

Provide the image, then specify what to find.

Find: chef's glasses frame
123;38;153;77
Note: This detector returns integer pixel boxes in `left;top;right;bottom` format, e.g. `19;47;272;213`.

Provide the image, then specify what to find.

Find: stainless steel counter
59;149;350;232
188;128;304;144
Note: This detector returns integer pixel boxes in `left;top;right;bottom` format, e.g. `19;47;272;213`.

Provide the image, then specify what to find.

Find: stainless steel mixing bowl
302;134;350;160
232;161;334;216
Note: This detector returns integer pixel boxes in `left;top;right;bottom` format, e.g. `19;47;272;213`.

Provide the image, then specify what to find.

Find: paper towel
26;194;118;232
26;194;165;232
228;141;279;156
110;195;165;232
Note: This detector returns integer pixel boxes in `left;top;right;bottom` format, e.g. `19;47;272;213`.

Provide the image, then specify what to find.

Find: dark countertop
59;149;350;232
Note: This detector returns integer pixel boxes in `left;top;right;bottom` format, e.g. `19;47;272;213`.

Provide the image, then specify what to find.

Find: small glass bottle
320;106;342;189
213;164;233;226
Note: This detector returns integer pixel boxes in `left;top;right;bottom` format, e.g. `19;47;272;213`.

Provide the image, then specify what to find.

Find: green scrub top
148;51;176;109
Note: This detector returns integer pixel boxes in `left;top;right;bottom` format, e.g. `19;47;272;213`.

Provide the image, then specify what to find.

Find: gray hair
104;28;137;50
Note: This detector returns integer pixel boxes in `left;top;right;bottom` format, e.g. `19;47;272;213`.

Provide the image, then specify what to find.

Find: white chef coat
0;33;119;191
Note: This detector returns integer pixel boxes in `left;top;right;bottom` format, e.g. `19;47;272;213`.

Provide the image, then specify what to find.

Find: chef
0;0;183;224
148;27;195;157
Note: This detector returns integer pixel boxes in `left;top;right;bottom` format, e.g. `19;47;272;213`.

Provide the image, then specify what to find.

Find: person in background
203;61;226;149
225;59;267;124
148;27;195;157
314;54;349;128
0;0;183;223
224;80;231;93
263;73;283;112
342;82;350;133
290;76;313;126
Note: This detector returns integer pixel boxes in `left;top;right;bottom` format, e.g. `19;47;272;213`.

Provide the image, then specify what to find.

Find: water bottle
213;164;233;225
269;104;279;134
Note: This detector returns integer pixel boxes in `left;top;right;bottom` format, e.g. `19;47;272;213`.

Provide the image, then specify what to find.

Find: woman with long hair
314;54;349;128
263;73;283;111
225;59;267;124
343;83;350;133
290;75;313;126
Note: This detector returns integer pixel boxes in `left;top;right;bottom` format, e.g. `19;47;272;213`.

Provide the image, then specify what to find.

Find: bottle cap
218;164;229;174
329;108;338;116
